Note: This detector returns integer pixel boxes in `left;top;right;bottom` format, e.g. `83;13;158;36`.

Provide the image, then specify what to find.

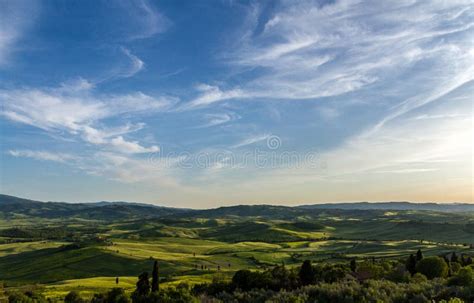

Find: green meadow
0;195;473;300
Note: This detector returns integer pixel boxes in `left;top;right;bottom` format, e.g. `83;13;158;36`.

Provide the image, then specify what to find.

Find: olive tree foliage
415;256;449;279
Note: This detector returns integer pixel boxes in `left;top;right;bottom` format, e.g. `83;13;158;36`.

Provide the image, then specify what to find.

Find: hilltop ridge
1;194;473;221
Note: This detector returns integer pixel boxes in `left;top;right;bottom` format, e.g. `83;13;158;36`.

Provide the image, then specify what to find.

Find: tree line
5;250;474;303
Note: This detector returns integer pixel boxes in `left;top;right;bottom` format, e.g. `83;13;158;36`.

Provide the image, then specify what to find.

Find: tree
460;255;467;266
415;256;448;279
232;270;257;291
450;262;461;275
64;291;85;303
355;262;384;280
461;255;472;266
387;264;410;283
416;249;423;261
411;272;428;283
132;272;150;303
151;261;159;292
107;288;129;303
148;286;198;303
443;255;450;265
350;259;357;272
448;267;473;286
8;291;48;303
406;254;417;275
269;264;298;290
451;252;458;263
136;272;150;295
299;260;314;285
91;294;106;303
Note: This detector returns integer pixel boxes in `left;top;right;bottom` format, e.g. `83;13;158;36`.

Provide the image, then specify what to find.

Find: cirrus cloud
0;79;171;154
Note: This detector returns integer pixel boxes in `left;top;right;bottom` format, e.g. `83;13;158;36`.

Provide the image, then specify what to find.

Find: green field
0;196;473;300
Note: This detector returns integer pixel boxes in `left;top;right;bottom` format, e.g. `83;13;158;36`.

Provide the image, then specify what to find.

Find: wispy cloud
412;113;467;120
0;0;39;66
232;134;270;148
0;80;171;154
185;0;473;112
7;148;183;187
84;152;182;186
182;84;247;109
109;136;159;154
119;47;145;78
368;72;474;135
313;92;473;180
8;150;78;163
199;112;240;128
373;168;439;174
233;0;473;100
125;0;170;41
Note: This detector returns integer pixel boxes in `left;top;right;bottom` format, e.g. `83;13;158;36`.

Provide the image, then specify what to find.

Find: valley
1;195;473;300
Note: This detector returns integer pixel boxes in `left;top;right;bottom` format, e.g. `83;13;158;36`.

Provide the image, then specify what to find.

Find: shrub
448;267;473;286
450;262;462;274
439;298;465;303
415;256;448;279
8;292;45;303
267;290;308;303
64;291;85;303
411;273;428;283
148;287;198;303
387;264;410;283
104;288;129;303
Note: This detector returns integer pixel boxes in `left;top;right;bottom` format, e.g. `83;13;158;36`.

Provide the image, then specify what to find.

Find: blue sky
0;0;472;207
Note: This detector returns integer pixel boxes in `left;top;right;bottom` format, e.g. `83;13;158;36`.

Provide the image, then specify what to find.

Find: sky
0;0;472;207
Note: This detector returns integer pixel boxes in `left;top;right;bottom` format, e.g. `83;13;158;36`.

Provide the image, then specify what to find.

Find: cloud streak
8;150;77;163
232;134;270;148
182;84;247;109
0;80;171;154
119;47;145;78
0;0;39;66
125;0;170;41
199;112;241;128
184;0;473;114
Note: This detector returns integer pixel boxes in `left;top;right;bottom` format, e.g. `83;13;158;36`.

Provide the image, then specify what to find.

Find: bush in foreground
415;256;449;279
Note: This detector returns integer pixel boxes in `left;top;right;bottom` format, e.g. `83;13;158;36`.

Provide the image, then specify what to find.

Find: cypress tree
406;254;417;275
136;272;150;296
466;256;473;265
451;252;458;263
416;249;423;261
443;255;450;266
151;260;159;292
299;260;314;285
350;259;357;272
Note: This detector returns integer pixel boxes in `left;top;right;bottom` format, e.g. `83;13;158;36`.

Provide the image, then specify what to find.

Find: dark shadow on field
0;245;168;284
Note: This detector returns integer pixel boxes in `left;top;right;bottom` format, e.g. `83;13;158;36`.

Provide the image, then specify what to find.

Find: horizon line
1;193;472;210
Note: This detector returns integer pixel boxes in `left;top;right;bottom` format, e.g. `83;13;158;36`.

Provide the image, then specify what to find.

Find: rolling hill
1;195;473;221
0;194;189;220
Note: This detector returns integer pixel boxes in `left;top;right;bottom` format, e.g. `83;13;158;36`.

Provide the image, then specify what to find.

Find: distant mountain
1;194;472;221
298;202;474;212
190;205;306;219
0;194;189;220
